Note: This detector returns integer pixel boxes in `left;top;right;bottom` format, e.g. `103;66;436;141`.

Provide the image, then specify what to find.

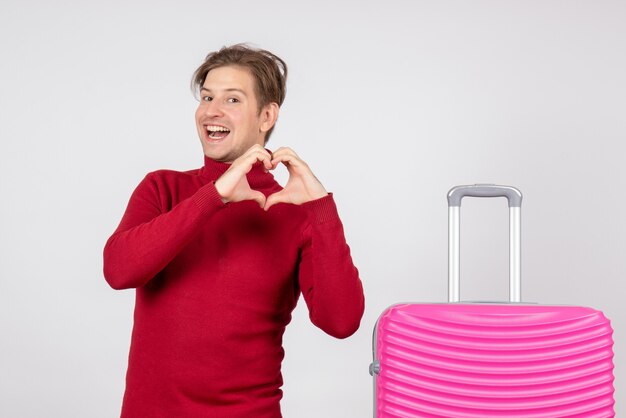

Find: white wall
1;1;624;416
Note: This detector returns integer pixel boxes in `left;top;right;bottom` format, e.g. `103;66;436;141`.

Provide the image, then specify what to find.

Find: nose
202;99;224;118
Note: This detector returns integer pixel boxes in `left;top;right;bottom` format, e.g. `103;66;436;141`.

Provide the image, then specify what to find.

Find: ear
259;102;279;133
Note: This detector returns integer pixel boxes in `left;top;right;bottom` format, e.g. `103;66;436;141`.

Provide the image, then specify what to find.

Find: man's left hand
264;147;328;211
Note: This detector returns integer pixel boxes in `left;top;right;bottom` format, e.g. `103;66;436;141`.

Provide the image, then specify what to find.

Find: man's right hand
214;145;273;207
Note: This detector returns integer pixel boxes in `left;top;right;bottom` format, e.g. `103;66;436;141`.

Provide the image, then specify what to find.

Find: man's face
195;65;274;163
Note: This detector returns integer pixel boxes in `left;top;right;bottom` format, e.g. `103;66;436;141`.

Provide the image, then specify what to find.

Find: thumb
249;190;267;208
264;190;289;211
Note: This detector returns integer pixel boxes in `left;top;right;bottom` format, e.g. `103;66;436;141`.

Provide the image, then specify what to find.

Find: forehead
202;65;256;93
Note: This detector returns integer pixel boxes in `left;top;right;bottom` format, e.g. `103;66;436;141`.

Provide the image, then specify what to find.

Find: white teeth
206;125;229;132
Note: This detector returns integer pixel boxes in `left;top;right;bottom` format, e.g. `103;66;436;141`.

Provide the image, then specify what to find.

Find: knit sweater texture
103;156;365;418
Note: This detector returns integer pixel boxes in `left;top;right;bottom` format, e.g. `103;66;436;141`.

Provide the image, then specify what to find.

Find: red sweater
103;156;365;418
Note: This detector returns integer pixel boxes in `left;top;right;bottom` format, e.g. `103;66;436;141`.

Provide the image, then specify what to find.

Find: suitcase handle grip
447;184;522;303
448;184;522;207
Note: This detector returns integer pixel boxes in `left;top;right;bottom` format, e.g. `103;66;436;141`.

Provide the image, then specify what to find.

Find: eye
227;97;240;103
201;95;213;102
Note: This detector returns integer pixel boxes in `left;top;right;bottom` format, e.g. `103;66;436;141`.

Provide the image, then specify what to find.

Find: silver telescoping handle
447;184;523;303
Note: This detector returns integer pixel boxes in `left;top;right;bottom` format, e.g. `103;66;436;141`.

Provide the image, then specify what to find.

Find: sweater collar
198;155;277;189
198;155;231;180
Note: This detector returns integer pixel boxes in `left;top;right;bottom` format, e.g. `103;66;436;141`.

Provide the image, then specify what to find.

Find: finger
242;145;272;162
250;190;267;208
264;190;289;211
270;148;301;165
237;147;272;172
246;143;270;154
252;147;273;170
270;147;299;163
271;152;309;173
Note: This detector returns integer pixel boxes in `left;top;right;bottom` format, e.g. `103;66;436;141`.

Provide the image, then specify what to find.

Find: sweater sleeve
297;194;365;339
103;173;226;290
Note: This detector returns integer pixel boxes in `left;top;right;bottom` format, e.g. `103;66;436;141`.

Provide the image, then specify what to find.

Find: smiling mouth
206;125;230;140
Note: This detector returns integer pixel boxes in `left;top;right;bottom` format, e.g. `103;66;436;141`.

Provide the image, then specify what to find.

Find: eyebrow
200;87;247;96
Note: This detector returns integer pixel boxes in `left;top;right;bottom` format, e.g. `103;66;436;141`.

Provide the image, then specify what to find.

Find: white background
1;1;624;417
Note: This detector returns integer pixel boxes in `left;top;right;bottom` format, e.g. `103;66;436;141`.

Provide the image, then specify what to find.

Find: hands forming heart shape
214;145;328;211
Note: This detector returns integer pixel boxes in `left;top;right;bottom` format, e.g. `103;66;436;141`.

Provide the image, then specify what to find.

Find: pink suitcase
370;185;615;417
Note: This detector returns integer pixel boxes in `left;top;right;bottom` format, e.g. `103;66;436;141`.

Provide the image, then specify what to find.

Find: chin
202;149;228;162
204;146;242;164
199;137;228;159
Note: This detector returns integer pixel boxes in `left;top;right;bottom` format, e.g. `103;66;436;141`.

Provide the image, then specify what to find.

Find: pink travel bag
370;185;615;417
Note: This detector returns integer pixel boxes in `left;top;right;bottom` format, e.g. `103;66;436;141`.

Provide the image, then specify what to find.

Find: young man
103;44;365;417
